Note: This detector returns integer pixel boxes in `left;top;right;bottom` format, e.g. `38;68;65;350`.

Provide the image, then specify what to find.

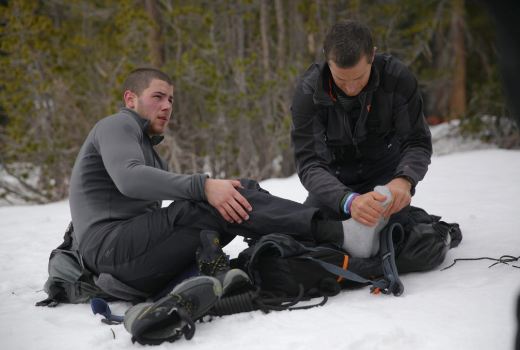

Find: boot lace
199;253;229;276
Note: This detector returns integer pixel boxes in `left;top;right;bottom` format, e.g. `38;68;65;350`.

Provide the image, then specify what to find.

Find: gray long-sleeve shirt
69;108;207;248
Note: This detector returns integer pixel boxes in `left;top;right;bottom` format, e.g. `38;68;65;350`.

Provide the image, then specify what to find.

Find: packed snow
1;148;520;350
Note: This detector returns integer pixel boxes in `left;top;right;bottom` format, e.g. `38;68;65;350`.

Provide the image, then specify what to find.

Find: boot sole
170;275;223;319
125;276;222;344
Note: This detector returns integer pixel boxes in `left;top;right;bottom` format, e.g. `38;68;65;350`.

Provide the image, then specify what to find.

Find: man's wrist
394;175;416;195
341;192;360;215
396;176;413;188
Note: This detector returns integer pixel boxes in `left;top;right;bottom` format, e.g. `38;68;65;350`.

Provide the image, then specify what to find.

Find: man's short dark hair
323;20;374;68
122;68;173;95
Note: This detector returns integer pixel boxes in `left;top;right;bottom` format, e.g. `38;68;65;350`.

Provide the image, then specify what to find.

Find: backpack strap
35;297;60;307
302;256;387;288
91;298;124;325
308;223;404;296
56;222;74;250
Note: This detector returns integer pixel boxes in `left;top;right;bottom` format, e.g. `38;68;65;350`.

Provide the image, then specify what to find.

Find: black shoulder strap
374;54;401;94
304;256;386;287
303;224;405;296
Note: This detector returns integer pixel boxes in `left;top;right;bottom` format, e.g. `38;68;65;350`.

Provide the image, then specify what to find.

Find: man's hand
383;177;412;218
350;191;387;227
204;179;252;223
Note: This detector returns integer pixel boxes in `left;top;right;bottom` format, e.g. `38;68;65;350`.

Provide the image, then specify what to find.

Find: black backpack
211;207;462;316
208;223;405;316
238;223;404;298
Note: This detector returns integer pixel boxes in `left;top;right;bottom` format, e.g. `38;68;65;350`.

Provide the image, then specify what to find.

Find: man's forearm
112;165;208;201
299;164;351;213
394;135;432;191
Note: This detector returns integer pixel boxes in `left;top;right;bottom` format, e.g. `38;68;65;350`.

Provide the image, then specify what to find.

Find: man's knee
239;178;270;193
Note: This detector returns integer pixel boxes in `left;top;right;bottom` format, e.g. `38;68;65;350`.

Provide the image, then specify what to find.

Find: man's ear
123;90;137;109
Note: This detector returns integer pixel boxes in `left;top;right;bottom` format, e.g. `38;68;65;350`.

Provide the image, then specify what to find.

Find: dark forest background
0;0;516;203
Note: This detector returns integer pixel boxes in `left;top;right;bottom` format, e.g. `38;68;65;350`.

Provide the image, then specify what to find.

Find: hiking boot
124;275;222;345
196;230;251;295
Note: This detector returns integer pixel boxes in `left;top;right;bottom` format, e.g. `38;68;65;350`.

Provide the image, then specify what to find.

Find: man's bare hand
350;191;387;227
383;177;412;218
204;179;252;223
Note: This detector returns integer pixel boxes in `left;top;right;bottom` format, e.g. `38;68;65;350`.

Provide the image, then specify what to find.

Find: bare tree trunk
233;8;258;177
449;0;466;119
326;0;335;27
287;0;305;62
260;0;270;74
274;0;285;70
144;0;165;68
235;15;246;110
259;0;276;178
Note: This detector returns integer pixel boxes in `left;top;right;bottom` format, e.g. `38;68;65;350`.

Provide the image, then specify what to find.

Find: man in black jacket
290;20;460;270
291;20;432;226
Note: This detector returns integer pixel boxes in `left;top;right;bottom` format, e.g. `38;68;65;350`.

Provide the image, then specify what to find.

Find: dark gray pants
81;179;338;294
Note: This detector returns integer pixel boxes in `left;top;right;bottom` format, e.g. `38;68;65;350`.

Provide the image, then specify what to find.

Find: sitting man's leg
81;179;346;296
84;213;211;295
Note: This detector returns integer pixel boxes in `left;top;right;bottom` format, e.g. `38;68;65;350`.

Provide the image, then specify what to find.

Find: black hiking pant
80;179;340;294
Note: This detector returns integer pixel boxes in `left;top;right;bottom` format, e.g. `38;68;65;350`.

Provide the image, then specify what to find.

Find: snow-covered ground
1;147;520;350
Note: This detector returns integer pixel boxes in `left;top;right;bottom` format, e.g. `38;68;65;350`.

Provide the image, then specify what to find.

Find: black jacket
291;54;432;215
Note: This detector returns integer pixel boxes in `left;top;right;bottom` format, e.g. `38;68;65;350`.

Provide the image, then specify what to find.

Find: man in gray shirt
69;68;345;296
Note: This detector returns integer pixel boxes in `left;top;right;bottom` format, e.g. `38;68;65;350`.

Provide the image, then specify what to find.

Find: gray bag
36;222;114;307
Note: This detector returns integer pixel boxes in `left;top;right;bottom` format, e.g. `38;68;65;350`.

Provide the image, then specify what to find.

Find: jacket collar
313;55;382;106
120;107;165;145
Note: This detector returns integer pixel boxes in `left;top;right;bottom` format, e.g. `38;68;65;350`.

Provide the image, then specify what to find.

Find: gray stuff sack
36;222;147;307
